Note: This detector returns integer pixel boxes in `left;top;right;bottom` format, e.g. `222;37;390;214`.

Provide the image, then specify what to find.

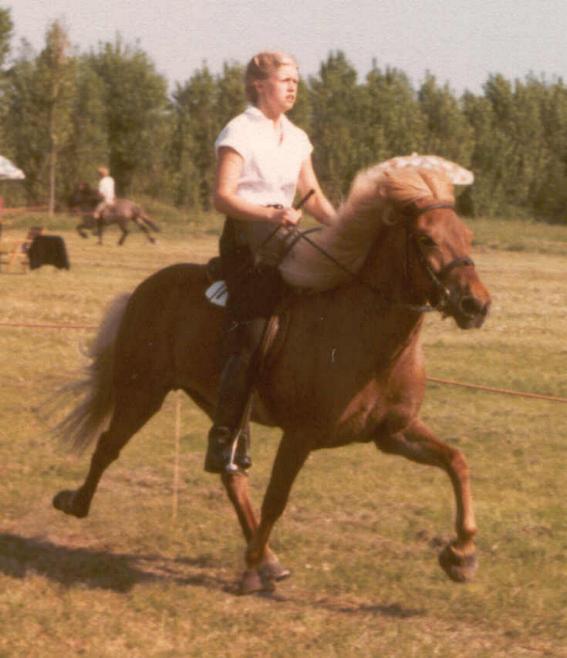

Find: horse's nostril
459;296;484;317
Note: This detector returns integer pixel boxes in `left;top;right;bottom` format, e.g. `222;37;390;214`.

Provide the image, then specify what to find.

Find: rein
290;202;474;315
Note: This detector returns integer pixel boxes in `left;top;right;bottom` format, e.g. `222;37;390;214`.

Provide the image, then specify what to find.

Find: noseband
406;203;475;313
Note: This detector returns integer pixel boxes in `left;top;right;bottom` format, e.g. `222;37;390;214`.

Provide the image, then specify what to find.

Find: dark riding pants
212;218;285;427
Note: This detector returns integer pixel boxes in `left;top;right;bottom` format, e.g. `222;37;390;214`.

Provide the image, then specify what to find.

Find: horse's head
348;166;491;328
68;182;101;214
279;165;491;329
394;195;491;329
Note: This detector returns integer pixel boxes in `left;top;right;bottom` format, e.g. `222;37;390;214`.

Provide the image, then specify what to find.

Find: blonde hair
280;167;455;291
245;51;298;104
97;166;109;177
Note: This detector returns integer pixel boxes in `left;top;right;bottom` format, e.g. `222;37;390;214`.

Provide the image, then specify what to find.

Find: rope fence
1;206;48;214
428;376;567;404
1;319;566;404
0;321;97;330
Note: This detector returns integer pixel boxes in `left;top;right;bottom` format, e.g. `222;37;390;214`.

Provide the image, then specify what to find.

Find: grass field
0;212;566;657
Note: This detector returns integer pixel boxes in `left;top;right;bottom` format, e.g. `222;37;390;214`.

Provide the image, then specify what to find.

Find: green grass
469;215;567;255
0;216;566;657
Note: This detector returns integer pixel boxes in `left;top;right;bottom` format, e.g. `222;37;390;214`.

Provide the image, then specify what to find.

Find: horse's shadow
0;533;424;618
0;532;232;594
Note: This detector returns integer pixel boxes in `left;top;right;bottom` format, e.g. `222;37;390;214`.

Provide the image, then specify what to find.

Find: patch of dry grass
0;218;566;657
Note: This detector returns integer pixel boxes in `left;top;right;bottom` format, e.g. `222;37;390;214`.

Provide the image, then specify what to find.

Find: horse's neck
359;223;425;307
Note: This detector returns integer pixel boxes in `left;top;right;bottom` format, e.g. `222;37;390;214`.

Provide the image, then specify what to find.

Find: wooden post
172;391;181;522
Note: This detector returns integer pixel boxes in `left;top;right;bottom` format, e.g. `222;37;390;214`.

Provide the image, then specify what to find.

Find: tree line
0;10;566;222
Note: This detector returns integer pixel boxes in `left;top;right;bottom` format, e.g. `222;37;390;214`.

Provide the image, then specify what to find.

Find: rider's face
256;64;299;115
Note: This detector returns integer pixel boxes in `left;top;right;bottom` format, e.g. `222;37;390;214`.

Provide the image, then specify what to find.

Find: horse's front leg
374;418;478;582
220;471;290;590
242;432;309;594
96;217;104;245
118;225;128;246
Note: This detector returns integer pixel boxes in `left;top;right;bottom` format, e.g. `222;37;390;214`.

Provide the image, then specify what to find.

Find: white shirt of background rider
215;105;313;208
98;176;115;204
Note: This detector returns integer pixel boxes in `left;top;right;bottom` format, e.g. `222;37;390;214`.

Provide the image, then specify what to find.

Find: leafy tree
532;80;567;221
5;28;76;209
63;57;109;190
362;63;426;165
0;4;12;69
87;38;168;194
309;51;365;201
462;76;519;216
216;61;246;130
37;20;76;215
418;73;473;164
288;78;312;133
172;64;218;208
4;43;42;200
0;5;13;150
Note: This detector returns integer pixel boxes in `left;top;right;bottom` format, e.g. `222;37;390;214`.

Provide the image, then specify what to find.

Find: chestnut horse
52;167;491;594
69;183;160;246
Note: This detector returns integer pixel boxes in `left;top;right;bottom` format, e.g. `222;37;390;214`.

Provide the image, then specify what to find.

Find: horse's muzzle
452;293;490;329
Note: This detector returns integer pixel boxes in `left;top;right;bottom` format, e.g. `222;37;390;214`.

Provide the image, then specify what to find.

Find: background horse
68;183;160;246
52;166;491;594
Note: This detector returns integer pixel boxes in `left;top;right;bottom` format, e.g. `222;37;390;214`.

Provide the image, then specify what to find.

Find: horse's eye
417;235;437;248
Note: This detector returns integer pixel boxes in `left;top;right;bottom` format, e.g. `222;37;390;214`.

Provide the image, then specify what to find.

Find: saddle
204;256;288;370
206;256;224;282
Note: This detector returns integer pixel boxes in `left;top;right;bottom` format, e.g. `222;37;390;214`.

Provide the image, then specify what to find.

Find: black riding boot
204;316;270;474
204;352;254;474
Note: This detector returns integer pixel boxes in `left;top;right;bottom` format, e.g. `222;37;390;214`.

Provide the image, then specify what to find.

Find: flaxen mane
280;166;455;291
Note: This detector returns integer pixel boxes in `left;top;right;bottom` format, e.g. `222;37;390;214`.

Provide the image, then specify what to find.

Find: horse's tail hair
139;212;160;232
51;293;131;453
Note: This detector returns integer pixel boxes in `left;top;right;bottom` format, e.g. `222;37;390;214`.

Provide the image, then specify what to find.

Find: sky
6;0;567;94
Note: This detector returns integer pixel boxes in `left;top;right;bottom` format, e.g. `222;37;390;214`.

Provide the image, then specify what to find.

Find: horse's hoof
52;490;88;519
261;559;291;582
438;543;478;582
239;569;275;595
239;569;264;595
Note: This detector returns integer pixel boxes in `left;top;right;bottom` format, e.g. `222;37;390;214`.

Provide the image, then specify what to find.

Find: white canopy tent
0;155;25;180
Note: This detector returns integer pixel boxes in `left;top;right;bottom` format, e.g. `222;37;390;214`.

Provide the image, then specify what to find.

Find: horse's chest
335;380;389;434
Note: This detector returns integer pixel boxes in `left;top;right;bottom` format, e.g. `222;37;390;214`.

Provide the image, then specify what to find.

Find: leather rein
290;202;475;315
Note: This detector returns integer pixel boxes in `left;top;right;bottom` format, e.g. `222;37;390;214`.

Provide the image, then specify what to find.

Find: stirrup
235;429;252;471
204;427;251;474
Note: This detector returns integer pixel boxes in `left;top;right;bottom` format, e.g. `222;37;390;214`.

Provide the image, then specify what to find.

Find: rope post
172;391;181;523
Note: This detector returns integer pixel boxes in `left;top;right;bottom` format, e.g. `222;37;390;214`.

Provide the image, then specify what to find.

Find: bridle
404;202;475;314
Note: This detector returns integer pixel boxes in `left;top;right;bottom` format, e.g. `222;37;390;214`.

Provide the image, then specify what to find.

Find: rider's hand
272;207;302;226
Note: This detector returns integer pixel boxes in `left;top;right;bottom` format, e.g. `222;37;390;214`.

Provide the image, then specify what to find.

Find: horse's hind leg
134;218;156;244
96;218;104;245
53;387;166;519
240;433;309;594
76;223;88;239
374;417;478;582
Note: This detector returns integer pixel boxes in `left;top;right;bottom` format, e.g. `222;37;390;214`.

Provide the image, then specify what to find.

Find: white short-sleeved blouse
98;176;115;203
215;105;313;208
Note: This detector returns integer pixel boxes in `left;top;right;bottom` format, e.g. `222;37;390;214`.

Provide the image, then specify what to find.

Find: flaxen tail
52;293;131;453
